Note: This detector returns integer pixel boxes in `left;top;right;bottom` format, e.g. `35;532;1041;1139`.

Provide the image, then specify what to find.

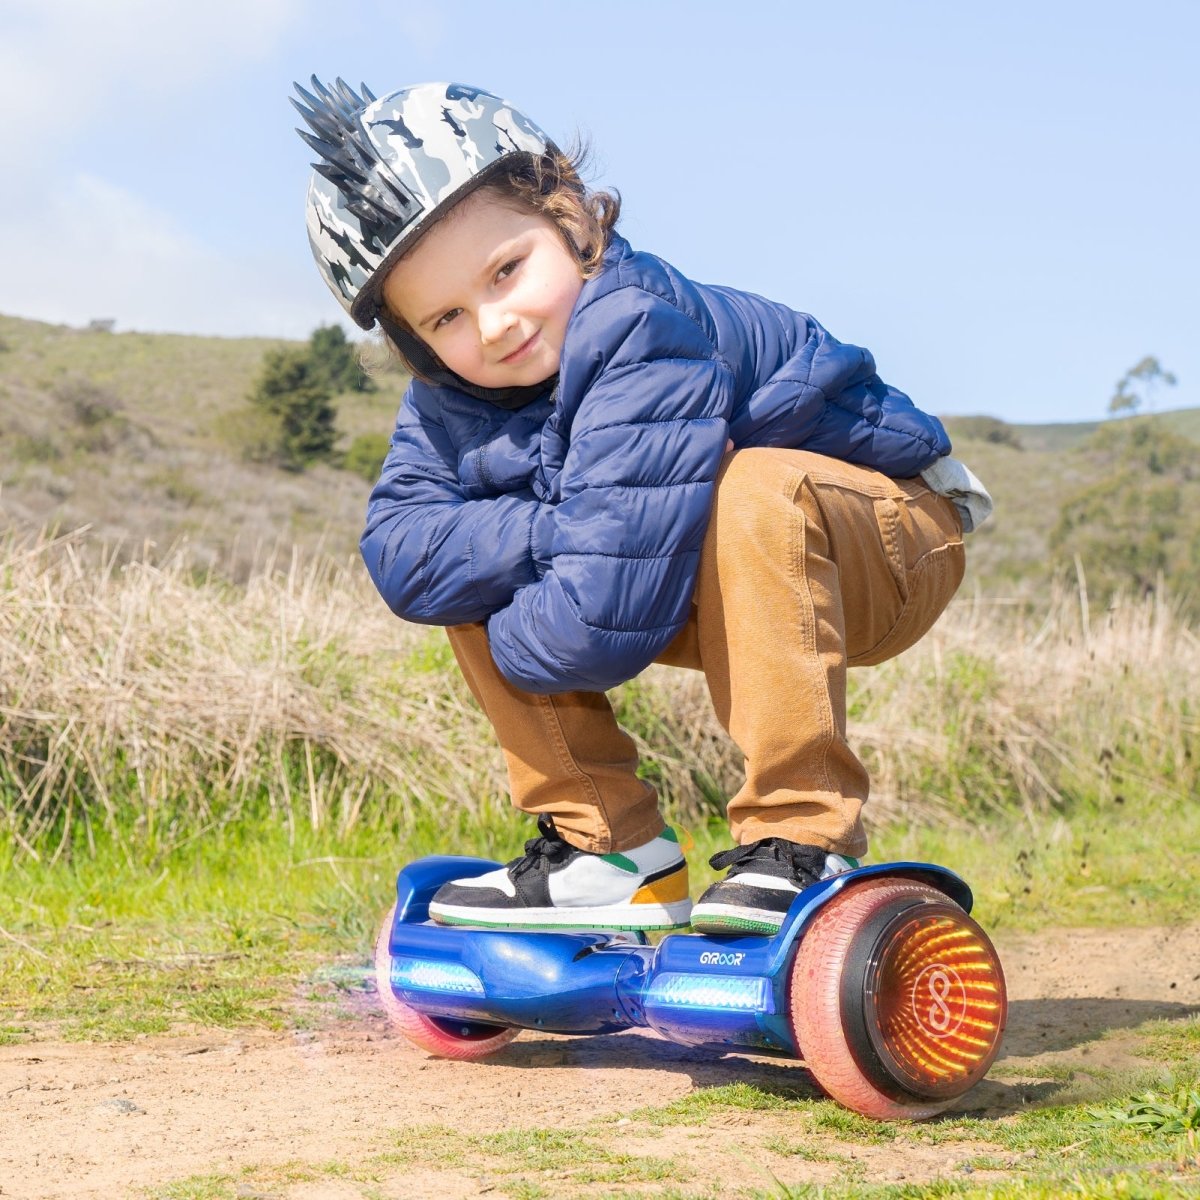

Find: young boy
294;78;991;936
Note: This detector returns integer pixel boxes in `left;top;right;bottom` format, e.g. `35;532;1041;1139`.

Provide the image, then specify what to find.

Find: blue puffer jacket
361;234;950;694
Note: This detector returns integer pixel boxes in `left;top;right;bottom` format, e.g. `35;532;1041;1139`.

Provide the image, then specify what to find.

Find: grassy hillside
0;314;408;577
943;411;1199;609
971;407;1200;454
1;311;1196;608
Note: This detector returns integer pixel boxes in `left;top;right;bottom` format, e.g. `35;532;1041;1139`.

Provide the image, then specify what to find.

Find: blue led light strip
644;972;773;1012
389;955;485;995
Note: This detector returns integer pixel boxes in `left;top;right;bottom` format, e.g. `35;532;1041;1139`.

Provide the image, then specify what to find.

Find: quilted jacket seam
557;581;686;635
574;282;733;376
567;479;709;492
555;548;691;561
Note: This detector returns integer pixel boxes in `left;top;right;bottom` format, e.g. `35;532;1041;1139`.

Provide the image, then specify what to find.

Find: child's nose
478;303;516;346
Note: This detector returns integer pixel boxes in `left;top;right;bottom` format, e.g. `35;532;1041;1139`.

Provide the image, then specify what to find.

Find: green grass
10;793;1197;1197
3;787;1197;1044
0;806;529;1042
865;797;1200;934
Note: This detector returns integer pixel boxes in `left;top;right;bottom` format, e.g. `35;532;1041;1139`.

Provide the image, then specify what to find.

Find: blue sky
0;0;1195;424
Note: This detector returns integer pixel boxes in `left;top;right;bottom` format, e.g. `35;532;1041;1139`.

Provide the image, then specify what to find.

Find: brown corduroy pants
446;448;965;856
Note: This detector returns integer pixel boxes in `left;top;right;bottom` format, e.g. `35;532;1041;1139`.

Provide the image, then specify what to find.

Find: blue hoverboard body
374;856;1007;1120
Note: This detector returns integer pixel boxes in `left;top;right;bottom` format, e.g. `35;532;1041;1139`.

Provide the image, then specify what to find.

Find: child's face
382;191;585;390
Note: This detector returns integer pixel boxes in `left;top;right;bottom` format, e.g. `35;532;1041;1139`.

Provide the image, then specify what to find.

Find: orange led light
866;910;1006;1096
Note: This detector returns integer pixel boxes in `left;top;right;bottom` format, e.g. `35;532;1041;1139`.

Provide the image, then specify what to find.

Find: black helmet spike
292;76;421;258
298;79;553;334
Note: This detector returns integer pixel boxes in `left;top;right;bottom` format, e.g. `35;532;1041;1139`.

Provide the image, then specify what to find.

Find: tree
307;324;375;393
1108;356;1177;417
248;347;337;470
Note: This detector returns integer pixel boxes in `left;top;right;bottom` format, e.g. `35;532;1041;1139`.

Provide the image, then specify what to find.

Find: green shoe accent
600;851;640;872
601;828;680;872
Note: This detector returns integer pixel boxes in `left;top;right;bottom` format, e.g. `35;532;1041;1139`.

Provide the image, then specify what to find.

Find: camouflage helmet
293;77;554;330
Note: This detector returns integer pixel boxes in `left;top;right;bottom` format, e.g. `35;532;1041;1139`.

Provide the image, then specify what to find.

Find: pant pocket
873;496;909;599
849;540;965;667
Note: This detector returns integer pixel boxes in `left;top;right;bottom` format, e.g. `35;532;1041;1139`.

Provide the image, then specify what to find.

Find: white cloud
0;0;305;164
0;172;333;337
0;0;333;336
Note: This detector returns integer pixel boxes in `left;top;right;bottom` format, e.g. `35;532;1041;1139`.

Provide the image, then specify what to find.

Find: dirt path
3;923;1198;1200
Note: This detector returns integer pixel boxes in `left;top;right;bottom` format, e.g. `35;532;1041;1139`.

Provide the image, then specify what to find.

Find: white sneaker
428;815;691;931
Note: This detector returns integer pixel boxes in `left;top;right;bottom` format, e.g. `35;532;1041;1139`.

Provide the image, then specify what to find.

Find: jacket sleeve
796;321;950;475
485;289;735;693
360;385;552;625
731;316;951;475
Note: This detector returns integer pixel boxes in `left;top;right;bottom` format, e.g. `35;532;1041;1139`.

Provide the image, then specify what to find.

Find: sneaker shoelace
708;837;826;885
509;814;577;883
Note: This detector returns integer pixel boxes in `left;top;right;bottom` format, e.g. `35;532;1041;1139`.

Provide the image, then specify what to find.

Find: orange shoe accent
631;866;689;905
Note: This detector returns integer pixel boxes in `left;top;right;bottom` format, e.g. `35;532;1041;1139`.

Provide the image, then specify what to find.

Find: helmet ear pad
376;311;446;381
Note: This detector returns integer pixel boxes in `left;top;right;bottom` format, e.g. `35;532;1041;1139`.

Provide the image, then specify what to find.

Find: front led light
389;955;485;995
645;972;773;1012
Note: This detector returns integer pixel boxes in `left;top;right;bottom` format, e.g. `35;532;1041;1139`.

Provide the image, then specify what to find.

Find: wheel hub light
864;908;1006;1099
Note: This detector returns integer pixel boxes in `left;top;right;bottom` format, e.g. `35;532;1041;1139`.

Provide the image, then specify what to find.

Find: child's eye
496;258;521;282
434;308;462;329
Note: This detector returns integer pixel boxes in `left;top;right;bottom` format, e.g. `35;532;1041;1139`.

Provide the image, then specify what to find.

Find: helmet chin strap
376;312;556;410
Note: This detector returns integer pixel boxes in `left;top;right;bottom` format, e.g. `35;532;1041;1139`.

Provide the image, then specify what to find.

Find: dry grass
848;576;1200;824
1;528;1197;863
0;529;499;861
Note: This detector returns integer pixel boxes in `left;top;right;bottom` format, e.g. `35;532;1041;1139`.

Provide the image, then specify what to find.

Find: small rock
615;1117;631;1126
97;1098;144;1115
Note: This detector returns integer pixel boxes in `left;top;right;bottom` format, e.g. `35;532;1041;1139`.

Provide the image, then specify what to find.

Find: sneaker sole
689;904;785;937
429;900;693;932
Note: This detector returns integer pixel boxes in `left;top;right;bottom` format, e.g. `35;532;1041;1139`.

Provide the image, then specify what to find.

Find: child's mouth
500;331;540;365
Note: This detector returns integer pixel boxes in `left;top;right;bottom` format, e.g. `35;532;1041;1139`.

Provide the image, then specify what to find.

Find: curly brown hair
362;144;620;381
486;142;621;278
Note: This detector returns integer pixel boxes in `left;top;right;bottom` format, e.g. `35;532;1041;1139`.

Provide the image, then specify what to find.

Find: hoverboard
374;856;1007;1120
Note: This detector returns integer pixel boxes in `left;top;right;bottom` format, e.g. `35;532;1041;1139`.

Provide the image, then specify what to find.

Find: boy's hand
726;438;734;453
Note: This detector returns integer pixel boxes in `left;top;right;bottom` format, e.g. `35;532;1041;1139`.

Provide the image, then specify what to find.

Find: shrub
53;376;122;427
341;432;390;483
307;324;375;394
1052;420;1200;612
946;415;1023;450
247;347;338;471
